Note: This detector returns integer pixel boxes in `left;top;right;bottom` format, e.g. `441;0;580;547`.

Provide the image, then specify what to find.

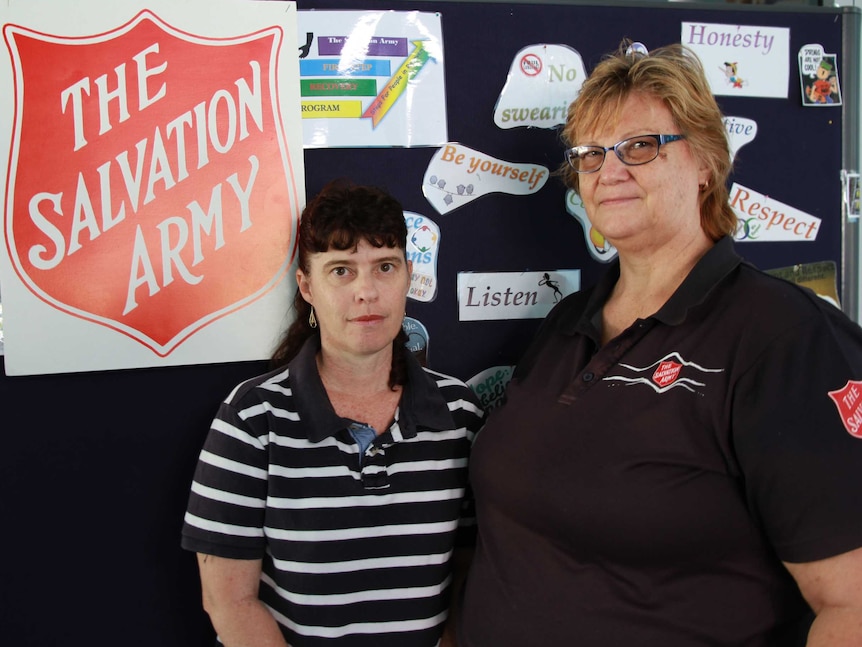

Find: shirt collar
560;235;742;334
289;336;456;443
653;235;741;325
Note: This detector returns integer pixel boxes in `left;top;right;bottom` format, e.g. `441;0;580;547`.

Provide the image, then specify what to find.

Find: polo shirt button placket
361;446;391;491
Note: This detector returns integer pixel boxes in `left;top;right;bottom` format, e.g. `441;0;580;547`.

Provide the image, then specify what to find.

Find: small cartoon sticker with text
799;44;841;107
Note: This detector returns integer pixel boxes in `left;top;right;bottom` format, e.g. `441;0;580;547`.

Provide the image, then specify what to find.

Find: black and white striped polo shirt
182;337;484;646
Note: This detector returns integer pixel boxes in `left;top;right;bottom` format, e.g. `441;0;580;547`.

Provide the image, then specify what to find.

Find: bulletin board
298;0;852;392
0;2;857;646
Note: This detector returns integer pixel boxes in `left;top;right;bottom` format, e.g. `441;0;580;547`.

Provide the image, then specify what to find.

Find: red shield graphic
652;360;682;388
3;11;299;355
828;380;862;439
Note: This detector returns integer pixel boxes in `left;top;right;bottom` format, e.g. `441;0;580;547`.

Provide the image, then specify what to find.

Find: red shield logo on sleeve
828;380;862;439
3;11;300;355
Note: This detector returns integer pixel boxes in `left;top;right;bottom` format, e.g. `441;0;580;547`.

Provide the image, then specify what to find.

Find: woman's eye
628;139;654;151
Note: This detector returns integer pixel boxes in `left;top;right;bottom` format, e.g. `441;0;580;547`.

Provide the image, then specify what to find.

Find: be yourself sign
0;0;304;375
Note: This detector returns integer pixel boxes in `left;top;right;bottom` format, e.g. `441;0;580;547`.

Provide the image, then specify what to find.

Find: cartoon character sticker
799;44;842;107
720;61;746;89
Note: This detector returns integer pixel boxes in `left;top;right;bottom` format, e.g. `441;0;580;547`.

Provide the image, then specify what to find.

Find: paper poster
493;44;585;130
682;22;789;98
457;270;580;321
298;11;446;148
799;44;842;106
730;183;820;242
0;0;304;375
423;143;548;214
404;210;439;302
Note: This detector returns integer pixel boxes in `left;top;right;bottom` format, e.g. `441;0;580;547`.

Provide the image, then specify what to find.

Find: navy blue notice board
300;0;854;383
0;2;857;646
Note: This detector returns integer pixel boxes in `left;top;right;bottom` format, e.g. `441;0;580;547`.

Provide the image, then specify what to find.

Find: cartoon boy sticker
807;59;836;104
721;62;745;89
800;48;842;107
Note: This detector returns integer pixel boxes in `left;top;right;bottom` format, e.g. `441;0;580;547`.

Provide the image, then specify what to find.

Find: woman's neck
317;347;402;433
601;230;713;344
614;229;713;305
316;347;395;396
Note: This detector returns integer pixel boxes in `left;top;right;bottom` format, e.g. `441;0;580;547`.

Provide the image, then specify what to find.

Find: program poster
298;10;446;147
0;0;305;375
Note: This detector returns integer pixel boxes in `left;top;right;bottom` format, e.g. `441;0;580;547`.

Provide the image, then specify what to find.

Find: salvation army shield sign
828;379;862;439
2;10;300;357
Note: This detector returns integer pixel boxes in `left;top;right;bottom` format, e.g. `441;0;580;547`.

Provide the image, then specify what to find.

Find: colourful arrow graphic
362;40;432;128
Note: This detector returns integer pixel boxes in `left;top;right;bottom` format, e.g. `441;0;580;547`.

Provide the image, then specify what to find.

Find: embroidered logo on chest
605;352;724;394
652;360;682;387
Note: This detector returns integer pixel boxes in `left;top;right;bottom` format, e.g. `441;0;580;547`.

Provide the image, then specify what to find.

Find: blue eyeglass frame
565;134;686;173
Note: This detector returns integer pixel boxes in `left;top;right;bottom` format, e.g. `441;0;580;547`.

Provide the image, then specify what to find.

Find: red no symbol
520;53;542;76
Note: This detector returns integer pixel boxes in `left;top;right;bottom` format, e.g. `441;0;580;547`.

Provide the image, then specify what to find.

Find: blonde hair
560;41;736;241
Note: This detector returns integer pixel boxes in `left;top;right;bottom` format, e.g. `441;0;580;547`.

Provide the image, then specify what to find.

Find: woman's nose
598;150;630;182
354;272;379;301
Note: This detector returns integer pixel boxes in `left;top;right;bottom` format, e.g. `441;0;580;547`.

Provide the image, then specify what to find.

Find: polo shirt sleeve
181;393;270;560
731;307;862;564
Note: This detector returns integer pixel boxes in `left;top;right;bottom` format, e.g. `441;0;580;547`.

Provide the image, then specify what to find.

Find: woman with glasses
457;41;862;646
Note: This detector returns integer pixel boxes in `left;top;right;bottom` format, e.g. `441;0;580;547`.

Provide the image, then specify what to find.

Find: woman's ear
696;157;711;190
296;268;312;305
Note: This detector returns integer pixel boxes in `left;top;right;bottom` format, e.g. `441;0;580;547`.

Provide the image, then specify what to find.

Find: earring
309;307;317;329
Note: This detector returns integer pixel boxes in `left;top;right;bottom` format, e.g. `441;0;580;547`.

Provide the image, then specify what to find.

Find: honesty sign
0;1;304;375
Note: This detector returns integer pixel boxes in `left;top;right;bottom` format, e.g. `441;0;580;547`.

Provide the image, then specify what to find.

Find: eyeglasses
564;134;686;174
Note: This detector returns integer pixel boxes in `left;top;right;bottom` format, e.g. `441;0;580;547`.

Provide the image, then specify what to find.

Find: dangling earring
308;307;317;329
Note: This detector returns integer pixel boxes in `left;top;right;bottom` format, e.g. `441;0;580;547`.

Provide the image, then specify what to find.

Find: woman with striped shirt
183;180;484;647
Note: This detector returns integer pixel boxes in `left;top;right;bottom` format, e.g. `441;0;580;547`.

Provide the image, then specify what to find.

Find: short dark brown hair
270;180;409;386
